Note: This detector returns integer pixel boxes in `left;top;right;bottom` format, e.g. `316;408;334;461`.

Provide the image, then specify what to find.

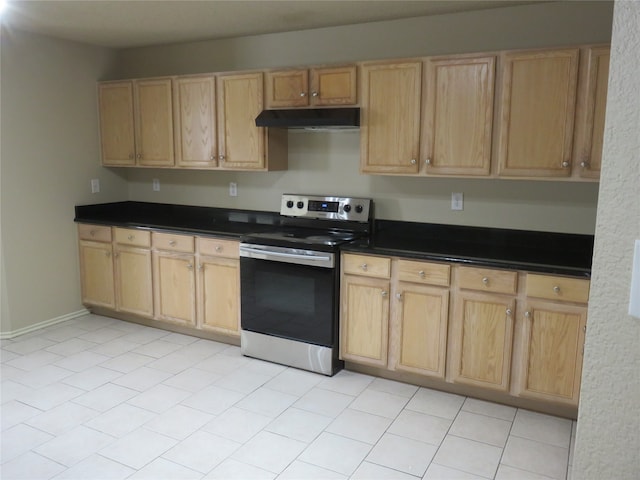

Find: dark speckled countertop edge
74;201;593;278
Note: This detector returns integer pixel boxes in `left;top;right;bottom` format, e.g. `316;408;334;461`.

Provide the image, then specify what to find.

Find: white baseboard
0;309;90;339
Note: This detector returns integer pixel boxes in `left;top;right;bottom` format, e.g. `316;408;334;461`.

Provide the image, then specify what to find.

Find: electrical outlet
91;178;100;194
229;182;237;197
153;178;160;191
451;192;464;211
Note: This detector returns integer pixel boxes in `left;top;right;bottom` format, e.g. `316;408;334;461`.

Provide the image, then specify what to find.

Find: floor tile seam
156;453;211;476
446;432;508;449
357;458;423;478
428;460;494;479
507;430;572;450
459;406;517;423
44;342;102;356
14;449;68;470
498;458;566;480
403;404;463;422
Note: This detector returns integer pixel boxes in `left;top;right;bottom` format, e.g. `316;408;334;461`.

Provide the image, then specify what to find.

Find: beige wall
574;1;640;477
116;0;611;234
0;28;125;334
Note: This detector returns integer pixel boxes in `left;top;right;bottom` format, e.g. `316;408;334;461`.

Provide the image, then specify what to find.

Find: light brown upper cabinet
574;46;610;180
360;61;422;174
265;65;357;108
421;54;495;176
496;48;580;178
217;72;287;171
173;75;217;168
99;78;174;167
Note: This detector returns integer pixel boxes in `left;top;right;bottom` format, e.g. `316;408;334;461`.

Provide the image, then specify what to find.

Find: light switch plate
152;178;160;191
629;239;640;319
90;178;100;194
451;192;463;211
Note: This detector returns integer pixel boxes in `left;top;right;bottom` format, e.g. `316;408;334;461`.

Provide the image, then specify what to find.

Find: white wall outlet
152;178;160;191
90;178;100;194
451;192;464;211
229;182;238;197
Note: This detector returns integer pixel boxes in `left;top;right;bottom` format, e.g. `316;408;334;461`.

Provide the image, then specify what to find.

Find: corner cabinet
340;254;391;367
265;65;357;108
496;48;579;178
217;72;287;171
359;61;422;174
99;78;174;167
78;224;115;309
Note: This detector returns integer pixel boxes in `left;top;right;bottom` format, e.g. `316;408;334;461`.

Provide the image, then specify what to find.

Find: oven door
239;244;337;347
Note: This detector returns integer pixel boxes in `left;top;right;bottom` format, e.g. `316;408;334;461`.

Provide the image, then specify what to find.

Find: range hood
255;107;360;130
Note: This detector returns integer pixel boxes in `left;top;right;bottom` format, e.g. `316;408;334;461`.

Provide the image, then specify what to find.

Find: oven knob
286;200;294;208
343;204;352;213
355;204;364;213
297;201;304;209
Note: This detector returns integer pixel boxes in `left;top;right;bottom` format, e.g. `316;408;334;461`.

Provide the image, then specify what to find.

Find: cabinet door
114;246;153;317
310;65;357;106
98;82;135;166
174;76;217;168
340;274;390;367
197;256;240;335
79;241;115;308
450;291;515;391
575;46;610;179
422;55;495;176
265;70;309;108
217;72;266;170
392;282;448;378
360;61;422;174
516;301;586;405
153;252;196;326
134;78;175;167
497;49;579;177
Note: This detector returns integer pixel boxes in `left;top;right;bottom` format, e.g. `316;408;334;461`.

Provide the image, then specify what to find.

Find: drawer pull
169;240;177;247
396;293;403;300
361;263;368;271
215;246;222;252
90;230;96;236
506;308;512;316
105;251;111;258
418;270;425;278
381;290;388;297
187;264;193;270
127;234;134;241
524;311;531;318
482;277;489;285
553;285;561;294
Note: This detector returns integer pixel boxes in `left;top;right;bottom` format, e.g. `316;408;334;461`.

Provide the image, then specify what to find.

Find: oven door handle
240;246;331;262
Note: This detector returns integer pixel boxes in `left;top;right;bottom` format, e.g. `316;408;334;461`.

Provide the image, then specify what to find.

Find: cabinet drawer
78;224;112;242
343;254;391;278
197;237;239;259
526;274;590;303
113;228;151;247
457;266;517;294
396;259;450;286
153;232;195;253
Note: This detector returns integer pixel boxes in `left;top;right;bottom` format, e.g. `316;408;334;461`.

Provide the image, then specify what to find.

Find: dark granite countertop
343;220;593;278
74;201;282;238
75;202;593;277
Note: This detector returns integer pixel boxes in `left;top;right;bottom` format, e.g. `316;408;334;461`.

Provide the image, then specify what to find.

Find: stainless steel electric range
239;194;373;375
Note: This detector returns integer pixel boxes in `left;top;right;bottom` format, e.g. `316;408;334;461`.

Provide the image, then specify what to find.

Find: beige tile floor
1;314;576;479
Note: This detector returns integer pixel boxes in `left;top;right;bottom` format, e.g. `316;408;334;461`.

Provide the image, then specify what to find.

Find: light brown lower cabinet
113;228;153;317
78;225;115;309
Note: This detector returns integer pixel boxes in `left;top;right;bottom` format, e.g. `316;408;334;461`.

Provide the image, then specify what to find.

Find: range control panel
280;194;371;222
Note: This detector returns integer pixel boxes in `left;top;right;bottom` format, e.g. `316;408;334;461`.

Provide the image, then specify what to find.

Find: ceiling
1;0;546;49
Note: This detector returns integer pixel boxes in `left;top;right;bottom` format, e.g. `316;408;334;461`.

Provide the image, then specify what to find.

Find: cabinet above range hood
255;108;360;130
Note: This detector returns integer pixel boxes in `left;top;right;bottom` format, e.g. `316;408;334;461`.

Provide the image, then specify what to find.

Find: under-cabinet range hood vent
255;108;360;130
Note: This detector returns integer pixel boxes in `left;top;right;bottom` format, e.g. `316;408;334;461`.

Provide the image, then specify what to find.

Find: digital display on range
308;200;339;213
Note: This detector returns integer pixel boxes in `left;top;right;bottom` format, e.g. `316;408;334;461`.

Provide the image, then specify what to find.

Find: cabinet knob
219;154;225;161
418;270;425;278
311;91;319;97
524;311;531;318
136;153;142;160
360;263;368;271
425;158;432;166
553;285;561;294
105;251;111;257
580;160;590;169
90;230;96;236
506;308;512;316
210;155;215;161
410;159;416;165
396;293;403;300
198;264;203;271
187;263;193;270
482;277;489;285
300;92;307;97
215;245;222;252
561;161;570;168
127;234;134;241
381;290;388;297
169;240;176;246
